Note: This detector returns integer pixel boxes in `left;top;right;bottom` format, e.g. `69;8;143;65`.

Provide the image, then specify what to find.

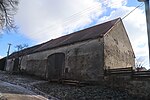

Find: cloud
0;55;2;59
15;0;129;43
103;0;127;8
15;0;103;43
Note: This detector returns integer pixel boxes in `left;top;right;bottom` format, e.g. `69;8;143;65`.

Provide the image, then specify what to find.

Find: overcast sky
0;0;149;68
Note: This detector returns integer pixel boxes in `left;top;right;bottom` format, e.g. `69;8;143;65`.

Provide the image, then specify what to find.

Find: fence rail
105;67;150;78
104;67;133;75
133;71;150;78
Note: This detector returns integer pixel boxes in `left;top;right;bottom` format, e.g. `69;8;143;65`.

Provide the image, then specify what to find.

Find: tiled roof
9;18;120;58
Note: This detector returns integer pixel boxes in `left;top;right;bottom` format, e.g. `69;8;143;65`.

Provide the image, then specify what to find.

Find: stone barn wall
6;57;20;72
104;21;135;69
19;38;104;81
0;57;6;70
6;59;14;72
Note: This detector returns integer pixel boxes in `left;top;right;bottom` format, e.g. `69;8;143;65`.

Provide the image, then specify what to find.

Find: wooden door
13;58;19;71
47;53;65;80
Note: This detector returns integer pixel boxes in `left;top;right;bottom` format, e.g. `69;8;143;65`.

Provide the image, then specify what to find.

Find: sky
0;0;149;68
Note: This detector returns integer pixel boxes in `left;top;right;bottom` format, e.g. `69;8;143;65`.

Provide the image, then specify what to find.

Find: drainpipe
138;0;150;66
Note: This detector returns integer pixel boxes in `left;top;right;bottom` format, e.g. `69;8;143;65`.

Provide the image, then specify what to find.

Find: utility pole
5;43;12;70
138;0;150;66
7;43;12;57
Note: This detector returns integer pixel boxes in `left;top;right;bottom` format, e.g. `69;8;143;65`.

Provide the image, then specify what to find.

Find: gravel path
0;80;48;100
34;82;135;100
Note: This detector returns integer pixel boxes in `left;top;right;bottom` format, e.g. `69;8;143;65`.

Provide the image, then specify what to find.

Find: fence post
131;67;134;79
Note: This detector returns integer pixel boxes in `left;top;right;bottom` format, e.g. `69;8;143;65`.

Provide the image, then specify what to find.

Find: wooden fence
104;67;150;78
104;67;133;75
133;71;150;78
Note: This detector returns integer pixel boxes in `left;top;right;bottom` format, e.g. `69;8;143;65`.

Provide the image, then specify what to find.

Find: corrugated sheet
9;18;120;58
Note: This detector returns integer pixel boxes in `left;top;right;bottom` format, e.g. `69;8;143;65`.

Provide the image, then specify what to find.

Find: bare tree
0;0;19;31
135;57;147;71
15;44;28;51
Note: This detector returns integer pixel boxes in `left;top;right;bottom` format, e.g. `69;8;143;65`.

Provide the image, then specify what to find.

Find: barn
4;18;135;82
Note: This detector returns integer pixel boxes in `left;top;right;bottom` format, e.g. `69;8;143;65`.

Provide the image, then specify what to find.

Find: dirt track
0;80;48;100
0;71;57;100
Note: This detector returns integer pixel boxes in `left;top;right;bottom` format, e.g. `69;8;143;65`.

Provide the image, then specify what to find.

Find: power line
30;4;102;36
29;2;144;38
29;2;122;37
122;3;144;20
29;0;115;36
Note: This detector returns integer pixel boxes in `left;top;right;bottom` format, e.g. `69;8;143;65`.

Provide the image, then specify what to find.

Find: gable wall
104;20;135;69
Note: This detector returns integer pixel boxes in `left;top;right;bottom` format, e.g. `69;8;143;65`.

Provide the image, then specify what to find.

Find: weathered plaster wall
6;59;14;72
19;38;104;81
0;58;6;70
104;21;135;69
65;38;104;81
